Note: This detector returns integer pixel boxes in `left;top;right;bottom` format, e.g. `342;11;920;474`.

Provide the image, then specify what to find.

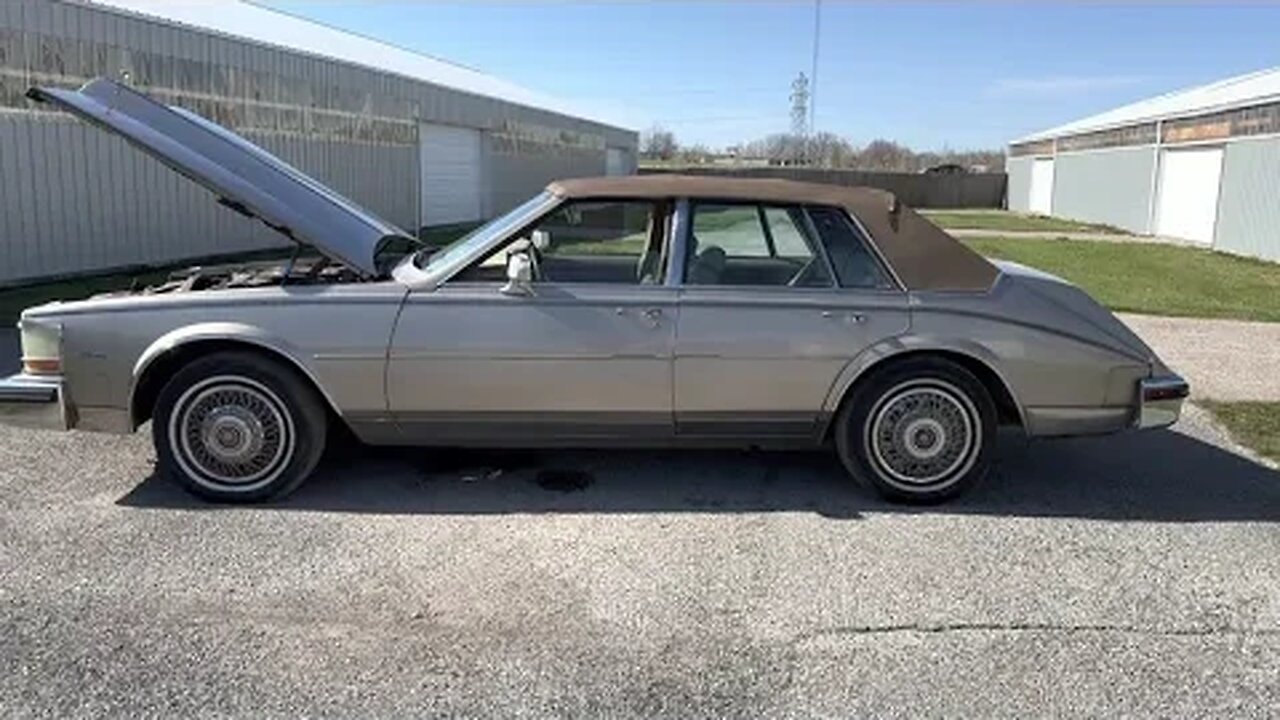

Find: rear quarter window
807;207;895;290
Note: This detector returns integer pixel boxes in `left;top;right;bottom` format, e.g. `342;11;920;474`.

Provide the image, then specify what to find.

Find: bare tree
738;133;807;165
807;131;855;168
854;139;915;172
676;143;713;164
640;125;678;161
727;130;1007;172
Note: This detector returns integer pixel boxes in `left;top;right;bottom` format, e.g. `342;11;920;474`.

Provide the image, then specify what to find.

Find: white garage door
1029;158;1054;215
605;147;629;176
1154;146;1223;245
419;123;482;228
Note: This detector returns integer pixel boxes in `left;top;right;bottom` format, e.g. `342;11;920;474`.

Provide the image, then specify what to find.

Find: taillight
19;318;62;376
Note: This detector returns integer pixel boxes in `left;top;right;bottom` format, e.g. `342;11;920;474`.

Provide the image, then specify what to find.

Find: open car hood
28;78;415;277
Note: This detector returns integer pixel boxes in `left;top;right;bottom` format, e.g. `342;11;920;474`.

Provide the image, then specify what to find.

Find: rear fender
819;335;1026;429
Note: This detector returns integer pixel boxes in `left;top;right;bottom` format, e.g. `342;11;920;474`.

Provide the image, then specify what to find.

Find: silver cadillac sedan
0;79;1188;504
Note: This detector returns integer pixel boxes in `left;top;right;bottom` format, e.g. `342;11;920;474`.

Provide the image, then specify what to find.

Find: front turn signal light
18;318;63;376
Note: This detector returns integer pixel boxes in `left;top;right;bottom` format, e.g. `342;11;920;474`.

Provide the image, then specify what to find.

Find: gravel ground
1119;313;1280;401
2;406;1279;717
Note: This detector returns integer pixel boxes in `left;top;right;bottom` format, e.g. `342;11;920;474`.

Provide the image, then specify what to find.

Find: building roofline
72;0;636;135
1011;66;1280;145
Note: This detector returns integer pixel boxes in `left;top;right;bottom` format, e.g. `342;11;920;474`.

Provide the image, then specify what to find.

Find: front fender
128;322;338;426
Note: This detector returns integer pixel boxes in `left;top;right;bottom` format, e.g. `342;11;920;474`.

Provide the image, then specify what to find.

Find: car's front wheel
834;356;996;504
152;351;327;503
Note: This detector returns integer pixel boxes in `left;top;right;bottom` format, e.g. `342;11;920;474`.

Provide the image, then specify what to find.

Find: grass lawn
1201;401;1280;464
964;237;1280;322
924;209;1123;234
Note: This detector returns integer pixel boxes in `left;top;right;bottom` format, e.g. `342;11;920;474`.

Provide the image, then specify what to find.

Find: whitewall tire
835;356;996;503
152;351;327;503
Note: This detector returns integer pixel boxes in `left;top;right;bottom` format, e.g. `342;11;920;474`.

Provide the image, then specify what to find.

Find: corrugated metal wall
0;0;636;285
1005;156;1033;212
1052;147;1156;233
1215;137;1280;262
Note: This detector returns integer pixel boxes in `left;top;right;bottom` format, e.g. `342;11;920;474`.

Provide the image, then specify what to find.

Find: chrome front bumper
0;374;71;431
1135;374;1189;430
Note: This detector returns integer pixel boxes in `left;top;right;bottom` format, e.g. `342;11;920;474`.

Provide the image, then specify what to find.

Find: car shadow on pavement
117;427;1280;522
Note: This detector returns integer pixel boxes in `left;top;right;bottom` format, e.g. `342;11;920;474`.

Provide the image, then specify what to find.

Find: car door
674;201;910;438
387;198;677;443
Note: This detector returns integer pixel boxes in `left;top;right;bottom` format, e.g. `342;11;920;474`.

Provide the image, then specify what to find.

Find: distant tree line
639;125;1005;173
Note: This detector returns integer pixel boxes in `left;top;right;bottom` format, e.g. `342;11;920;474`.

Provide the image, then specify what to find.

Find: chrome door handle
821;310;866;324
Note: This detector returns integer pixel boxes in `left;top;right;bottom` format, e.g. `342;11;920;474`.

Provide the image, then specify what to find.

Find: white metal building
1007;67;1280;262
0;0;638;285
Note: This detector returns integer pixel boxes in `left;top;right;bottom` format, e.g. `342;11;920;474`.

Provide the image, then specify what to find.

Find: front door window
455;199;668;285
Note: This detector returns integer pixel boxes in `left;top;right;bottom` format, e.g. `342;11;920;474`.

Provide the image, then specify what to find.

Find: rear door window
686;203;832;288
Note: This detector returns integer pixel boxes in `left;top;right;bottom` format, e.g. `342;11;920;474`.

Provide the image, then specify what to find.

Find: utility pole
790;72;809;163
809;0;821;150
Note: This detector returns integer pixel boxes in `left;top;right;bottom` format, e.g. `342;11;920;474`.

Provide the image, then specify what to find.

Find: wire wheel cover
169;376;295;490
866;379;981;489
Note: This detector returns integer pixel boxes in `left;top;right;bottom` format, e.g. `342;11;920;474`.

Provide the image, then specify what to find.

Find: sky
265;2;1280;152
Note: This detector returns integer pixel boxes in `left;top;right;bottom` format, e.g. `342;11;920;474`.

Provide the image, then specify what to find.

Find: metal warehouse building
0;0;637;285
1007;67;1280;262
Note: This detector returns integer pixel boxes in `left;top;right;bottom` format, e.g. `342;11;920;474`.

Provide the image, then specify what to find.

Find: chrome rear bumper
0;374;70;431
1135;374;1189;430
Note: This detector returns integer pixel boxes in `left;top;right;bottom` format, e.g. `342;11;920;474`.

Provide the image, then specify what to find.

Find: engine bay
107;256;368;297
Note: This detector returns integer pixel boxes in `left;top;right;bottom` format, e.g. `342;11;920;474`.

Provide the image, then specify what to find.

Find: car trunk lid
992;259;1156;362
27;78;416;278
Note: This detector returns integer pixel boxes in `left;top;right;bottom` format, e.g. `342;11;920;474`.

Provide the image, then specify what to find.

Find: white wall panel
1154;146;1223;244
1052;146;1156;233
1029;158;1054;215
1005;156;1033;212
419;122;483;227
1214;137;1280;261
606;146;630;176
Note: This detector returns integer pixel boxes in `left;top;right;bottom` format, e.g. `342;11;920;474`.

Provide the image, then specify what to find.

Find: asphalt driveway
2;405;1279;716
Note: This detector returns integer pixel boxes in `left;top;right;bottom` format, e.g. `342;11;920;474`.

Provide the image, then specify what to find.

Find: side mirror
501;250;534;296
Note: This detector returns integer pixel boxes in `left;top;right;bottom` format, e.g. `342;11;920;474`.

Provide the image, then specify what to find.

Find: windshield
414;192;555;270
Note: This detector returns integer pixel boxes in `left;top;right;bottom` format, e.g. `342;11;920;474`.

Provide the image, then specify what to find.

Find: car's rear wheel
152;351;327;503
834;356;996;503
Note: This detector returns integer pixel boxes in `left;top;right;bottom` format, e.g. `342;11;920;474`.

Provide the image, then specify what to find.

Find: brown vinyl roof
547;175;998;292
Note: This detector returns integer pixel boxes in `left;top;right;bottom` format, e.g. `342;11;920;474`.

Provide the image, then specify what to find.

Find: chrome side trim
1135;374;1189;430
1024;406;1131;437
